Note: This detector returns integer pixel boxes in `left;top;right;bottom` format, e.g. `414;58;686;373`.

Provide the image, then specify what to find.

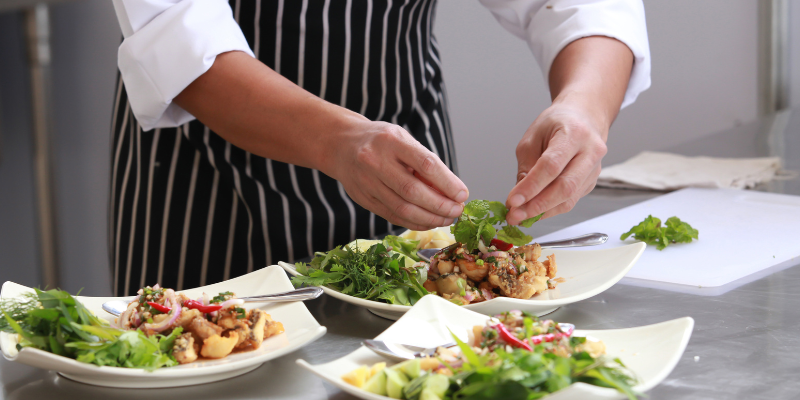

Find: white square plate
0;266;327;388
280;242;646;319
298;295;694;399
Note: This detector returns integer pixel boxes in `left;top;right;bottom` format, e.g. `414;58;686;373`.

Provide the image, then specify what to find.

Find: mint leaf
464;200;490;218
486;201;508;225
520;213;544;228
621;215;698;250
497;225;533;246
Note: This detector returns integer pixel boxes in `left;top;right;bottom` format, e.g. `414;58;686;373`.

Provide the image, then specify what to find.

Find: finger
373;179;456;229
383;158;464;219
507;153;598;225
348;184;446;231
506;131;577;210
399;142;469;203
538;166;601;219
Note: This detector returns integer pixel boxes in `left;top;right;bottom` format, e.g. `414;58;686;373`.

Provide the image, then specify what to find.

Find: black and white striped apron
109;0;457;296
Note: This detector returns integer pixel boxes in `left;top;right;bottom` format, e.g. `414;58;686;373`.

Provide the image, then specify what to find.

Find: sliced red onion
463;292;475;302
429;257;439;273
220;298;245;309
143;298;182;333
481;251;508;260
481;289;494;300
152;283;161;290
203;292;210;306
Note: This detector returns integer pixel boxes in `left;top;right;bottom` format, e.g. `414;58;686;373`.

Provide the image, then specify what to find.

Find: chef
109;0;650;296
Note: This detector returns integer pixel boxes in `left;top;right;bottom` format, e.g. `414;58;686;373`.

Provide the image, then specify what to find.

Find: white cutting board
533;188;800;288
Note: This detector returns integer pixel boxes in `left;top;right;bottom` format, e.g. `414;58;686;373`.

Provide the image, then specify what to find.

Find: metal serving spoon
416;232;609;262
363;339;457;362
101;286;324;317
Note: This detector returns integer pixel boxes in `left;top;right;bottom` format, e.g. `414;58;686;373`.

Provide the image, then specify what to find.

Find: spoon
101;286;324;317
416;232;609;262
362;339;457;362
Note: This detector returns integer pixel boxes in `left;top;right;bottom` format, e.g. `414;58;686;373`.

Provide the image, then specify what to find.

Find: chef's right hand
326;121;469;231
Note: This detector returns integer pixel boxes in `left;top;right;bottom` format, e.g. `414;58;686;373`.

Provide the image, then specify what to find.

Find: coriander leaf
383;235;421;262
497;225;533;246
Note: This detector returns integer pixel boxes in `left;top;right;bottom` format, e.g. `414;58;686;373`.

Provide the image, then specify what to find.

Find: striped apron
109;0;457;296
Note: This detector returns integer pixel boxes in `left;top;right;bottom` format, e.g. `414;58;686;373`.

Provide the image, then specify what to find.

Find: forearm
548;36;634;136
173;51;366;173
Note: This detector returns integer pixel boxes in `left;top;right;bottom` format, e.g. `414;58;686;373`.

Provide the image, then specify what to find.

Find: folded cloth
597;151;782;191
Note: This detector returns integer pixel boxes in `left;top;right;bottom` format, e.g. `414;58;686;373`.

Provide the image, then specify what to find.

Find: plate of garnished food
298;295;694;400
0;266;326;388
280;200;646;320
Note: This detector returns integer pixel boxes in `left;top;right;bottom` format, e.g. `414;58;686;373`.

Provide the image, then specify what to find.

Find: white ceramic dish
280;241;646;320
298;295;694;400
0;266;327;388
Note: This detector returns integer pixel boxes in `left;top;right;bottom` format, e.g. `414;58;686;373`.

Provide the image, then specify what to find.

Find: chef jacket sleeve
112;0;254;131
477;0;651;109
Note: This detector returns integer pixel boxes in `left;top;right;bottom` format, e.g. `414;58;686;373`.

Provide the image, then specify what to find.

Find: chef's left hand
505;100;608;225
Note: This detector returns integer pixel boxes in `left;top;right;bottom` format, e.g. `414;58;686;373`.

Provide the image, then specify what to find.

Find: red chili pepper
529;323;575;345
147;301;171;313
490;238;513;251
493;323;532;351
184;299;223;314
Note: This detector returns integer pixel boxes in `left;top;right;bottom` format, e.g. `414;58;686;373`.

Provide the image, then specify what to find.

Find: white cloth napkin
597;151;782;191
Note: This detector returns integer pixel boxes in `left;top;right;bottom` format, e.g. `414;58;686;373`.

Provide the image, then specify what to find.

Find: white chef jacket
112;0;651;132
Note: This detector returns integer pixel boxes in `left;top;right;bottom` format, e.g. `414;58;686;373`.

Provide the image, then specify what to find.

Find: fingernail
454;190;468;203
508;194;525;208
450;204;463;217
509;209;527;224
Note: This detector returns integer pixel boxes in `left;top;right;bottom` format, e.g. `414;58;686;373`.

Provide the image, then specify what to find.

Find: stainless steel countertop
2;110;799;399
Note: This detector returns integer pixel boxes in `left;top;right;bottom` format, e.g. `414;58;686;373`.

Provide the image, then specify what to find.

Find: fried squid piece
200;331;239;359
186;316;224;340
543;254;557;278
172;333;198;364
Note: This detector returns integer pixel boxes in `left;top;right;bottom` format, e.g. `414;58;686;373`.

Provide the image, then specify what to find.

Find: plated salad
116;285;284;364
290;200;559;306
0;286;284;370
343;311;638;400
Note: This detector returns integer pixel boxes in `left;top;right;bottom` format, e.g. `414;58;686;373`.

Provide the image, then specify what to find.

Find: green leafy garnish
620;215;698;250
0;288;178;370
290;238;428;306
451;200;544;252
445;331;639;400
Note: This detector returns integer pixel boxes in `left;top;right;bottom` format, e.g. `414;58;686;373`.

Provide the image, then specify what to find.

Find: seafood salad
344;311;638;400
424;241;558;305
116;285;284;364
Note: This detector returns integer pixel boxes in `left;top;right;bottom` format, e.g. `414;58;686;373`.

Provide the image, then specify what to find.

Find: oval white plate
298;295;694;400
280;242;646;320
0;266;327;388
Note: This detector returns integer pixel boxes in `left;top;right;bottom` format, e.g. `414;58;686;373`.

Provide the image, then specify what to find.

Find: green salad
344;311;639;400
290;235;429;305
0;288;180;370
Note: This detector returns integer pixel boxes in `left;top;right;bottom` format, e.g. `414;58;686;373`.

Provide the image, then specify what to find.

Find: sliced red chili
490;238;513;251
493;323;532;351
146;301;171;313
184;299;223;314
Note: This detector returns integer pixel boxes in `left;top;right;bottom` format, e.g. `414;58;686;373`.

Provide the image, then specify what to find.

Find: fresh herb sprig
448;321;638;400
0;288;179;370
451;200;543;252
620;215;698;250
291;236;429;305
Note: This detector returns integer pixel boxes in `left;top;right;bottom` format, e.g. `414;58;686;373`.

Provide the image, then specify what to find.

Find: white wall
435;0;760;202
0;1;119;296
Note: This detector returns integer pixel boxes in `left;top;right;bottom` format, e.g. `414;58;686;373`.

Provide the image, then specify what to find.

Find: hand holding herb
450;199;544;252
621;215;698;250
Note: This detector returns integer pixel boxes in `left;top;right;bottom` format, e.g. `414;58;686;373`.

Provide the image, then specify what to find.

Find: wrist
313;108;370;177
550;91;614;140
